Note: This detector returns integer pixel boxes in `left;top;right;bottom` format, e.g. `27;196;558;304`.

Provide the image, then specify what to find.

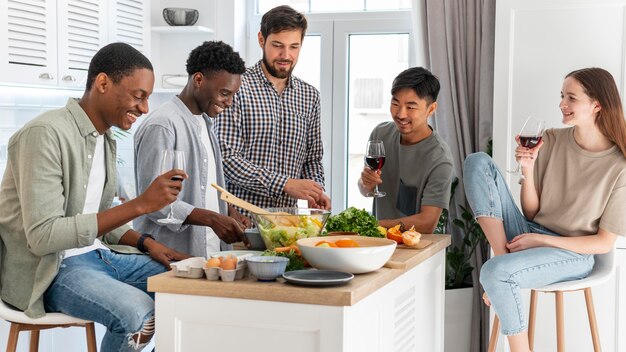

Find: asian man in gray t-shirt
358;67;454;233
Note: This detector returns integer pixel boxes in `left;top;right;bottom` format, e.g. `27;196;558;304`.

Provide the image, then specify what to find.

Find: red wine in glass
519;135;542;148
365;156;386;171
158;149;186;224
507;117;545;180
365;140;386;197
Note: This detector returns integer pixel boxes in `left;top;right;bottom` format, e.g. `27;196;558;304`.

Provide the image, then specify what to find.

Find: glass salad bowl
251;208;330;250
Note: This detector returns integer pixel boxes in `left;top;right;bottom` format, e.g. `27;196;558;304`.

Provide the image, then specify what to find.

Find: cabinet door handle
38;73;54;80
62;75;76;82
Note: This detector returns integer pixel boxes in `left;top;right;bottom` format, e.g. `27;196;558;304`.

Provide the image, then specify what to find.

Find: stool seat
488;249;615;352
0;299;97;352
0;299;91;325
537;249;615;292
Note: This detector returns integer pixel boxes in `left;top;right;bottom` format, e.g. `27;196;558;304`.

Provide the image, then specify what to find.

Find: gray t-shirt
370;122;454;219
134;96;231;257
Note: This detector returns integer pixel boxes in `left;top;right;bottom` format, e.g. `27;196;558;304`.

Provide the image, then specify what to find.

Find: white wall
493;0;626;200
492;0;626;350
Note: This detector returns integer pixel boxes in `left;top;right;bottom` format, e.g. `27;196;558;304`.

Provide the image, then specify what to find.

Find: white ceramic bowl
245;256;289;281
297;236;397;274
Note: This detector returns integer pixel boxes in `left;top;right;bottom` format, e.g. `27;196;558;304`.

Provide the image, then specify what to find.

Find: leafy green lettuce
262;249;305;272
325;207;382;238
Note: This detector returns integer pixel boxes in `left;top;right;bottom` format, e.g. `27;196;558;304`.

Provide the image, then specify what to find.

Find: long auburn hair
566;67;626;159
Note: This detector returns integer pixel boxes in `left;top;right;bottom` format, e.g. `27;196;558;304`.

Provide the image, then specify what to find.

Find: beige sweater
533;127;626;237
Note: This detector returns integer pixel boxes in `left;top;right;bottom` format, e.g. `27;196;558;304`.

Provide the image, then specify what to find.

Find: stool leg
29;330;40;352
584;288;601;351
555;291;565;352
6;323;20;352
488;315;500;352
85;322;98;352
528;290;538;351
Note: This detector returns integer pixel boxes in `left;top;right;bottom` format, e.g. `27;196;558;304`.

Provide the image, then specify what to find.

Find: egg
221;256;237;270
205;257;221;268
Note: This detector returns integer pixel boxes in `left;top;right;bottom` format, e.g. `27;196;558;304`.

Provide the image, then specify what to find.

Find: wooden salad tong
211;183;299;226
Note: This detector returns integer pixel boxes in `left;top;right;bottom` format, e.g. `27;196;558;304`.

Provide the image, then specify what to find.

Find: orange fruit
335;238;360;248
386;224;403;244
315;240;338;248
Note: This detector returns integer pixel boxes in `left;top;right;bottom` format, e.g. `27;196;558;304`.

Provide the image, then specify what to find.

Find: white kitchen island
148;234;450;352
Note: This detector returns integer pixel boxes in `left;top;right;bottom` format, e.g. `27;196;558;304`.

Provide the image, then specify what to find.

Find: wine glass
365;140;386;197
507;117;545;180
157;150;186;224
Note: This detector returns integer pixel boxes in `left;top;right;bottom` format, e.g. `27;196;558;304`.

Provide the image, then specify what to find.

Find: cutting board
398;240;432;250
384;240;434;269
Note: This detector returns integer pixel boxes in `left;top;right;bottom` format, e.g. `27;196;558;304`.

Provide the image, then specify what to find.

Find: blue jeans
463;153;594;335
44;249;166;351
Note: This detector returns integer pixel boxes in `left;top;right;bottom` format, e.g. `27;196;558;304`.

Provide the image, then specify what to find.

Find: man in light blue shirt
134;41;249;257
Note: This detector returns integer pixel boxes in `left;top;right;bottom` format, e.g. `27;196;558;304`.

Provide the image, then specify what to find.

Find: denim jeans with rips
44;249;166;351
464;152;594;335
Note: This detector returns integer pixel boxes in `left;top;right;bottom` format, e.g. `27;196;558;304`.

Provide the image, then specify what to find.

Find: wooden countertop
148;234;451;306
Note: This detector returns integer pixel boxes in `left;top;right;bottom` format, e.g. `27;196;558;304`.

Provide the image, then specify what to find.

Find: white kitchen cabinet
149;0;218;91
108;0;150;55
56;0;107;88
150;237;449;352
0;0;149;88
492;0;626;350
0;0;58;86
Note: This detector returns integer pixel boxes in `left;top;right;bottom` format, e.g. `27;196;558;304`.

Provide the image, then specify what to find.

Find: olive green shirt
0;98;141;318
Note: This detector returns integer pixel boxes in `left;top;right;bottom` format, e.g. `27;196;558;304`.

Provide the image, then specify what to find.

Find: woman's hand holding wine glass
507;117;545;181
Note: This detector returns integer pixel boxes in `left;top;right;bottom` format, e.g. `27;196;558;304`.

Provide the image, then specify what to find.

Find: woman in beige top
464;67;626;352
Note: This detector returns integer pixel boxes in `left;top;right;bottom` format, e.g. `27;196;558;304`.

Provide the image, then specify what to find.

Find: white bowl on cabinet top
297;236;396;274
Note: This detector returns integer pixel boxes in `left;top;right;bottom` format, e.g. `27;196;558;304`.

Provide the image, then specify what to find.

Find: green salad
325;207;382;238
257;216;322;249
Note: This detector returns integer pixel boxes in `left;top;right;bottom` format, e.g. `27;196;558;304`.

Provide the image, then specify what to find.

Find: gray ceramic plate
282;269;354;287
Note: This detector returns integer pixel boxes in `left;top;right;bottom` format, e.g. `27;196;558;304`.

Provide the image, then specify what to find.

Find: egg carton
204;261;248;281
170;257;206;278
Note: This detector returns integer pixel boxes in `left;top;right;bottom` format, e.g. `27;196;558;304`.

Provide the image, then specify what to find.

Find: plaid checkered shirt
214;60;325;211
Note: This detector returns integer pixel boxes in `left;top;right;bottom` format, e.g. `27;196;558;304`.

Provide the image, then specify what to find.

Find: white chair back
537;248;616;292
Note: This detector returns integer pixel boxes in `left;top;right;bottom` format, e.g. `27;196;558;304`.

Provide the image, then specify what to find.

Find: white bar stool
488;249;615;352
0;299;97;352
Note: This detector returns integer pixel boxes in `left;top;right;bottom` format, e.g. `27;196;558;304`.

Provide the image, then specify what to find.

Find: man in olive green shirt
0;43;188;351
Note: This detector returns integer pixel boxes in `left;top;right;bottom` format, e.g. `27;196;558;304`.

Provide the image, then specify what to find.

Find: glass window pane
310;0;364;12
346;34;409;212
258;0;411;13
257;0;309;14
366;0;411;10
293;35;321;91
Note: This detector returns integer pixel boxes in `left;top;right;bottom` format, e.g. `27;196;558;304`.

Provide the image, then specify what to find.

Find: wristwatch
137;234;155;253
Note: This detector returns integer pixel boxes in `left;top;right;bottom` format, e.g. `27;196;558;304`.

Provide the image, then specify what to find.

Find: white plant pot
445;286;474;352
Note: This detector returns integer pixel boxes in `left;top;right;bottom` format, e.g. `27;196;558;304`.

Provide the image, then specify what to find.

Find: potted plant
435;139;492;352
435;178;486;352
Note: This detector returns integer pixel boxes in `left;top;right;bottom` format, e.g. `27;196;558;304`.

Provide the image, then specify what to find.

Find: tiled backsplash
0;86;174;199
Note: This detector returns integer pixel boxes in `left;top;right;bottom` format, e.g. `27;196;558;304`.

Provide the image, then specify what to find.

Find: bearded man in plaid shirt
215;5;331;212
